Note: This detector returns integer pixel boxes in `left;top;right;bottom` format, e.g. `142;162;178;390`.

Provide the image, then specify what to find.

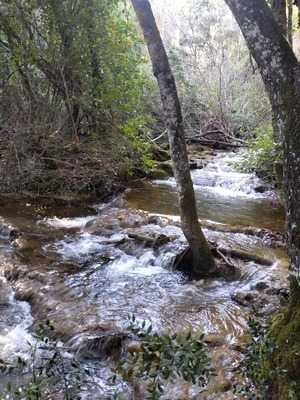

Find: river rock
127;340;143;353
0;278;11;305
14;280;37;302
85;209;149;235
0;217;19;239
148;167;169;180
204;334;225;347
127;231;171;248
231;291;256;306
157;160;173;176
251;281;269;291
208;376;232;393
254;184;272;193
189;158;205;170
69;322;127;360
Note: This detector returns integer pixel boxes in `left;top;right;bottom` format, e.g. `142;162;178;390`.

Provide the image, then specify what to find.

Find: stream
0;151;288;399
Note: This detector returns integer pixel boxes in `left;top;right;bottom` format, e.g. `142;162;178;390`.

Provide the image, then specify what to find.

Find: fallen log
203;221;285;243
212;245;274;266
165;216;285;247
186;138;242;149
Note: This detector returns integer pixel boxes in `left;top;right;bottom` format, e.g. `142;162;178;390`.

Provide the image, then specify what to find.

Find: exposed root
213;244;274;266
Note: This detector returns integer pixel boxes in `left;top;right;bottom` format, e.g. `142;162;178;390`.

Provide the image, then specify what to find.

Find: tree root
174;241;274;280
211;244;274;266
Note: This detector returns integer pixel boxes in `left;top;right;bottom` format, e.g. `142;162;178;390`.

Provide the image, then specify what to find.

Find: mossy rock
267;278;300;399
148;168;169;180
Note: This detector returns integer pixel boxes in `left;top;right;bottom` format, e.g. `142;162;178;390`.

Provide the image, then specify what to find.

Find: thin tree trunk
296;0;300;28
288;0;293;46
131;0;216;276
224;0;300;271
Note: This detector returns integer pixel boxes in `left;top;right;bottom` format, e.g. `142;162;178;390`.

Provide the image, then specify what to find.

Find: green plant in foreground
115;314;213;399
0;321;88;400
234;318;297;400
1;318;212;400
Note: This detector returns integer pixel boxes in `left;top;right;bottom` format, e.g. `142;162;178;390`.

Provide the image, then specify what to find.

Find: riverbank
0;128;151;200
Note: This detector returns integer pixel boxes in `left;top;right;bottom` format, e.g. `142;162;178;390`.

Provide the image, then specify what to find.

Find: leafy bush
1;317;213;400
237;124;282;183
115;315;213;399
235;317;299;400
0;321;92;400
234;318;276;399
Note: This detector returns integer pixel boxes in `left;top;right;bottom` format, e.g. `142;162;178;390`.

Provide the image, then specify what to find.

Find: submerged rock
68;322;127;360
231;291;256;306
254;184;272;193
204;334;225;347
127;231;171;248
0;278;11;305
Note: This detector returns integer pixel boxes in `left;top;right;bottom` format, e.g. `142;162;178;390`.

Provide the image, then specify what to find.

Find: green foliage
237;124;282;183
0;0;154;193
0;0;148;130
115;315;212;399
122;116;155;173
235;318;276;399
0;321;92;400
236;312;300;400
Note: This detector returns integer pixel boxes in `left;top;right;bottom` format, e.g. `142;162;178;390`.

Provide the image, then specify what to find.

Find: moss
147;168;169;180
266;279;300;399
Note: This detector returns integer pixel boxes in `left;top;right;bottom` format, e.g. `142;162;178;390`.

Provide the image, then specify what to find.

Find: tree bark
288;0;293;46
131;0;216;276
224;0;300;271
295;0;300;28
272;0;288;36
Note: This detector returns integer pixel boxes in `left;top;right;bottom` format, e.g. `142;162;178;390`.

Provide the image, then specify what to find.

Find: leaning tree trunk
131;0;216;276
287;0;293;46
224;0;300;271
271;0;287;37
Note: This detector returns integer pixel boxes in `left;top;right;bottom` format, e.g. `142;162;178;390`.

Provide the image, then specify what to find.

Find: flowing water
0;151;288;399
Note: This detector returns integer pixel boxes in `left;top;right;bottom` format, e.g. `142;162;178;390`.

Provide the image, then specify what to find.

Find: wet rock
85;209;149;235
229;343;247;354
189;160;198;169
147;215;164;225
254;184;272;193
14;281;37;302
128;231;171;248
266;286;288;297
208;376;232;393
157;160;173;176
204;334;225;347
3;262;28;282
69;322;127;360
0;218;19;239
231;291;256;306
11;237;41;252
152;146;170;162
127;340;143;353
148;168;169;180
255;302;278;317
0;279;11;305
189;158;205;170
251;281;269;291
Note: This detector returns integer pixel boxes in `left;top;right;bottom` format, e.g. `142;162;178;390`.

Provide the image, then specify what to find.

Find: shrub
115;315;213;399
237;124;282;183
